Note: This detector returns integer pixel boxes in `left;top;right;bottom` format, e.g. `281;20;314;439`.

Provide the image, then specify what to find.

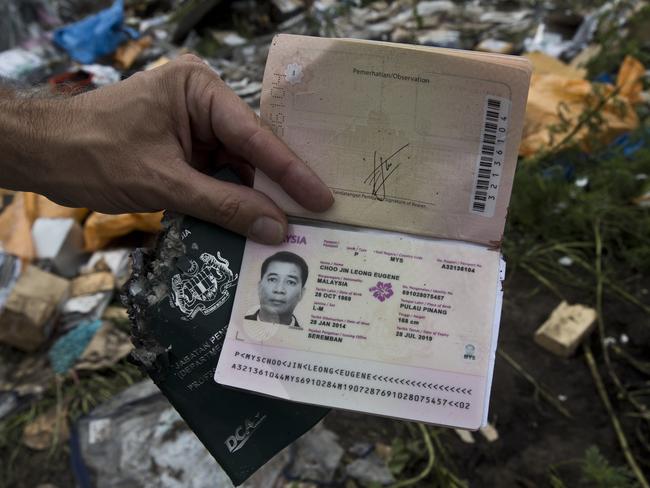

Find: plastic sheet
520;53;644;157
53;0;138;64
83;211;163;251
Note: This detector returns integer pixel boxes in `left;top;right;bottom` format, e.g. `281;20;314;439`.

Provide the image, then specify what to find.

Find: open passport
215;34;532;430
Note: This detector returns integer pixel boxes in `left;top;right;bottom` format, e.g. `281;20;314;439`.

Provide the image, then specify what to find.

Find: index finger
184;60;334;212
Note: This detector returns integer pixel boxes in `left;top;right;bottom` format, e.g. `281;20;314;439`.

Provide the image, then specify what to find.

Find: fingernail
248;216;285;244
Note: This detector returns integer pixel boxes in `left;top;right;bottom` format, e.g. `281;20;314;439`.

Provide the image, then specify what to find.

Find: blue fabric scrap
48;320;103;374
53;0;138;64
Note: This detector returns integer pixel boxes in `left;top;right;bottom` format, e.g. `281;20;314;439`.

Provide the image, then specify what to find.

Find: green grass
0;358;144;487
549;445;639;488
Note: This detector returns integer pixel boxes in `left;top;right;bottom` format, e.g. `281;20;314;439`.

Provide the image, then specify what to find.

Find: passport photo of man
245;251;308;328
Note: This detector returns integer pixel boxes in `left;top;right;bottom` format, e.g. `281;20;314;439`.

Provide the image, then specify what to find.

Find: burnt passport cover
123;173;329;486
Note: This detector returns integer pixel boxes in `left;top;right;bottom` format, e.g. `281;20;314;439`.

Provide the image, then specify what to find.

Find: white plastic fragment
479;423;499;442
454;429;475;444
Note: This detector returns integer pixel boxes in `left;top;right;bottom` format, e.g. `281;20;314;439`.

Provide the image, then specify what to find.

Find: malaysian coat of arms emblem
170;252;238;320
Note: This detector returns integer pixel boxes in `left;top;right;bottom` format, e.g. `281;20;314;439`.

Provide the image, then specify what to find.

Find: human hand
4;55;333;244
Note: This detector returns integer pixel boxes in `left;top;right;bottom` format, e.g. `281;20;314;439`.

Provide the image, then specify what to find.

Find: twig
636;425;650;454
593;221;650;421
430;433;467;487
498;350;572;419
552;234;650;317
520;263;564;299
607;281;650;315
584;344;649;488
612;344;650;376
390;423;435;488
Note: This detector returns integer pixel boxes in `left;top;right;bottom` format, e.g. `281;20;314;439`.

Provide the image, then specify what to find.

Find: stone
534;301;597;357
0;266;69;351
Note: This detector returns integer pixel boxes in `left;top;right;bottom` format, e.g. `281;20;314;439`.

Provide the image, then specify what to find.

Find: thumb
169;164;288;244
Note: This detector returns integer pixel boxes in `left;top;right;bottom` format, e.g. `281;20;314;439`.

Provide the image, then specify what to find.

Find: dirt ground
2;274;650;488
3;271;647;488
325;271;649;487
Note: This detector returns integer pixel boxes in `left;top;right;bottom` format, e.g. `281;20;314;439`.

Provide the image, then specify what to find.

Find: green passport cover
124;175;329;485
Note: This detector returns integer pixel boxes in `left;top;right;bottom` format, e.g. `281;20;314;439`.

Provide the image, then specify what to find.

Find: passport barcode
470;97;509;217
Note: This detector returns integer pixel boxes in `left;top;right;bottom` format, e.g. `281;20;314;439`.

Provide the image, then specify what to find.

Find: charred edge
488;238;503;251
121;212;186;375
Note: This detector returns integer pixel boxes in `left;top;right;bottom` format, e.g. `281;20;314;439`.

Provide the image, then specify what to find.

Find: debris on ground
345;452;395;486
113;35;152;69
101;304;129;322
82;248;132;287
0;266;69;352
454;428;475;444
1;0;650;486
285;423;344;483
32;218;85;277
72;378;327;487
22;403;70;450
520;52;645;157
0;251;21;311
479;423;499;443
73;379;235;488
0;355;54;398
74;321;132;371
534;301;598;358
70;272;115;297
48;319;103;374
83;212;163;251
53;0;137;64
